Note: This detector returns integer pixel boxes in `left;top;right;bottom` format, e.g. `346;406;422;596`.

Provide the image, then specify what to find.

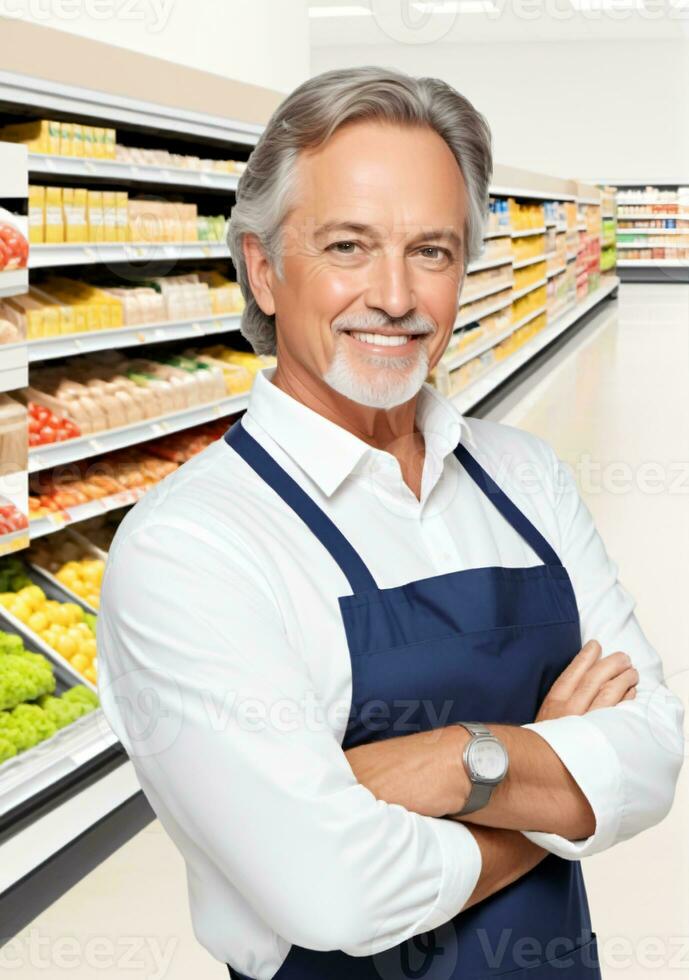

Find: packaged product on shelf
102;191;118;242
115;191;129;242
59;120;73;156
44;186;64;243
193;270;245;314
0;496;28;537
0;395;27;472
87;189;105;243
62;187;88;243
28;185;45;244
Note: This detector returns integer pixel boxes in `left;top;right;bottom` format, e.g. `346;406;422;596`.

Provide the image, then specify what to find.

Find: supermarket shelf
30;487;147;540
28;153;241;193
490;185;575;202
511;278;547;301
458;278;514;308
444;321;519;373
513;254;547;271
0;68;262;146
482;227;512;239
0;267;28;298
0;343;28;393
616;212;689;221
510;304;548;331
466;255;512;274
28;392;249;473
617;227;688;235
452;276;619;413
577;197;600;206
27;313;242;362
0;141;28;198
617;242;687;250
617;259;689;267
0;527;30;556
29;240;230;269
556;223;568;233
547;264;567;279
455;294;512;331
511;227;546;238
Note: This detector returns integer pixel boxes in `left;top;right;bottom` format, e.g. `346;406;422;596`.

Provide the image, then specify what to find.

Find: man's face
261;120;468;409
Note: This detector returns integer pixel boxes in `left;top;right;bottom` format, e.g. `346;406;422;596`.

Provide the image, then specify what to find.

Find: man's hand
345;638;638;822
536;638;638;721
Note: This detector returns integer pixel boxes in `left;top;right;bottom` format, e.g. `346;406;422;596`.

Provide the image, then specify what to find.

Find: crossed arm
345;639;639;910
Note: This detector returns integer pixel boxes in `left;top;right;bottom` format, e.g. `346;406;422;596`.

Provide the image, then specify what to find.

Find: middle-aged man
97;66;684;980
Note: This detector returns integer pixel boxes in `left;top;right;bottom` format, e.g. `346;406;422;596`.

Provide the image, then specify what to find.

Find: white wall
3;0;310;94
311;39;689;183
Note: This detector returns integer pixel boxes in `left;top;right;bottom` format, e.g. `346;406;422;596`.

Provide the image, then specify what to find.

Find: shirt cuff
412;816;483;934
521;715;624;859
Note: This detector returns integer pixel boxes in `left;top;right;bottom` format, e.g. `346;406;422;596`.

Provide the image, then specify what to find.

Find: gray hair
227;65;493;356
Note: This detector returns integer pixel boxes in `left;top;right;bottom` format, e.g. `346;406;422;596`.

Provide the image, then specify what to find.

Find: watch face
467;737;508;782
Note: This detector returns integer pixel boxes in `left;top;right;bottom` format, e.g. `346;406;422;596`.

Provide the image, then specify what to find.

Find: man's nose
363;251;416;320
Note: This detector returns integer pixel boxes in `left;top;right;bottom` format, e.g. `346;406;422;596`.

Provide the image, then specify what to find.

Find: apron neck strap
453;442;561;568
224;418;378;594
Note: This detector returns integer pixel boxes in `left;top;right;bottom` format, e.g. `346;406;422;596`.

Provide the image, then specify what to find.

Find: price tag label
202;246;211;257
83;247;96;261
50;511;69;526
149;423;164;438
192;322;202;335
84;160;96;174
89;438;103;453
137;332;146;343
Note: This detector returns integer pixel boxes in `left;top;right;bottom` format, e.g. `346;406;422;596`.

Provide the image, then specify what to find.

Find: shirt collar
244;365;474;498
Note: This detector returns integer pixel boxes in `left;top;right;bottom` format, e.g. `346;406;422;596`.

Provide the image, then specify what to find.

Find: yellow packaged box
102;191;118;243
44;186;64;243
87;190;104;243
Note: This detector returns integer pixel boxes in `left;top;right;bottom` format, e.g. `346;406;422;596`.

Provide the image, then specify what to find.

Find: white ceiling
309;0;689;44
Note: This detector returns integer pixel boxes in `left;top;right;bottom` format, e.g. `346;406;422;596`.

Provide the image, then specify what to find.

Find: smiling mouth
339;328;429;349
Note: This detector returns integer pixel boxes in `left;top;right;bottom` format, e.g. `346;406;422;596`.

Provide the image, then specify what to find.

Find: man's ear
243;233;276;316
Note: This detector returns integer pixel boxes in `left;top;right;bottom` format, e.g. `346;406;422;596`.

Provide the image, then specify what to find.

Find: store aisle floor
4;283;687;980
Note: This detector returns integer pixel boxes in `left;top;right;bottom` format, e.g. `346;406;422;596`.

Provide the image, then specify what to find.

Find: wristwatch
448;722;509;817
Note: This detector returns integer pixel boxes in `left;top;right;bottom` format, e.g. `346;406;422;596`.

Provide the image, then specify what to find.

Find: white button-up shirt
97;366;684;978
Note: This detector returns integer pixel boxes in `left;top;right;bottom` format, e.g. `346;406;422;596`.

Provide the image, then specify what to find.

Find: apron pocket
490;933;600;978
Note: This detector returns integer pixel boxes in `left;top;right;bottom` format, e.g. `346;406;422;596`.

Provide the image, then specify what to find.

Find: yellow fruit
74;622;92;637
70;653;89;673
17;584;46;609
83;665;97;684
86;594;100;609
55;634;77;658
81;638;97;660
10;599;33;623
49;605;70;627
28;610;49;633
50;623;67;636
61;603;84;626
0;592;16;606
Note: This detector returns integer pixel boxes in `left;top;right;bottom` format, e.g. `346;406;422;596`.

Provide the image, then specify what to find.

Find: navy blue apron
223;418;601;980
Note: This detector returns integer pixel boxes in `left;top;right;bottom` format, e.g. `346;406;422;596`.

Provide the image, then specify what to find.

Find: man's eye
328;240;360;254
419;246;451;260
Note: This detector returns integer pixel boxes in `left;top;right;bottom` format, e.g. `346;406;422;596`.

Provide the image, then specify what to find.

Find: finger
622;686;637;701
547;640;602;700
567;652;634;714
588;668;639;710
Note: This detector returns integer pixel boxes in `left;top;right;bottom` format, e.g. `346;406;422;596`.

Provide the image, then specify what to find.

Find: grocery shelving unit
0;52;273;937
596;181;689;283
0;60;620;936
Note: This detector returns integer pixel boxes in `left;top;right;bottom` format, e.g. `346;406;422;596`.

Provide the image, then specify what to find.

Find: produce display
0;497;28;536
28;400;82;446
27;417;231;520
0;627;99;765
0;557;97;684
28;185;228;245
28;535;104;609
0;210;29;272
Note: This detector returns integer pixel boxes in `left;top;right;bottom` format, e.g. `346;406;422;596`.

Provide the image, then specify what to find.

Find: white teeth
349;331;414;346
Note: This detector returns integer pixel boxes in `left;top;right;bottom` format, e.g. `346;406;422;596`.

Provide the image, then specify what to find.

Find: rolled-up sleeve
520;445;685;859
97;518;482;956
